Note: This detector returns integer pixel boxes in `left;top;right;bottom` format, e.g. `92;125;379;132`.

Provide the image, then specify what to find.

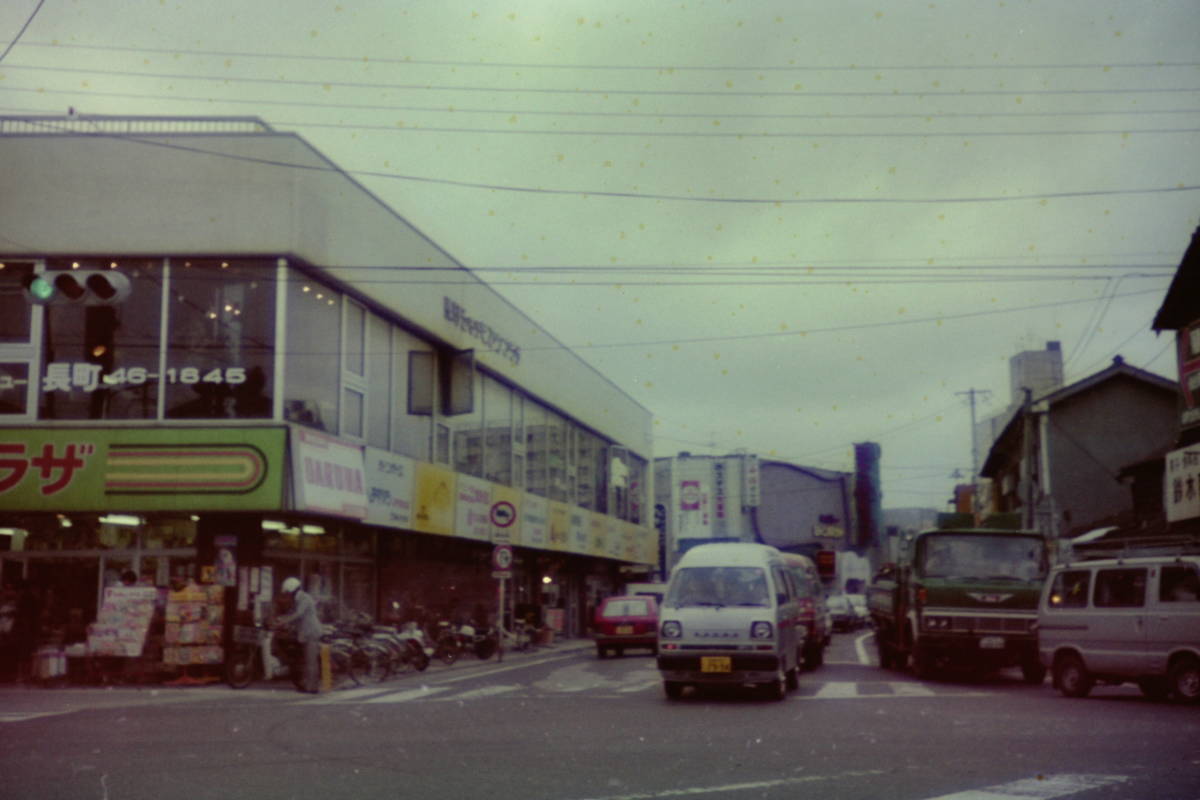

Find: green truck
867;526;1048;682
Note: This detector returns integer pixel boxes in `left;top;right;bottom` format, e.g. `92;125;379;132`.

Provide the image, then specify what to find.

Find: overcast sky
1;0;1196;510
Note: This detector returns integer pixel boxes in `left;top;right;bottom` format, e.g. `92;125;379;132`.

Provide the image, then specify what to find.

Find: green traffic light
26;275;55;303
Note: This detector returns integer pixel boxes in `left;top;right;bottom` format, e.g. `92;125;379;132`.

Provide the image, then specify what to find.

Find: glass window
1048;570;1091;609
628;454;647;524
577;430;607;512
546;411;569;502
166;258;276;419
38;258;163;420
343;387;364;438
0;362;30;414
0;260;34;345
1094;568;1147;608
451;369;484;478
284;270;340;432
344;300;365;378
392;328;433;460
482;376;512;485
525;402;547;496
1160;565;1200;603
366;313;391;449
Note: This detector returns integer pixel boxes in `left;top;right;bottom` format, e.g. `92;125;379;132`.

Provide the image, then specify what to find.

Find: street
1;633;1197;800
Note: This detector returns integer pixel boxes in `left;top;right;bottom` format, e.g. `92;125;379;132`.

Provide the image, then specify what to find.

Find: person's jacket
277;590;322;642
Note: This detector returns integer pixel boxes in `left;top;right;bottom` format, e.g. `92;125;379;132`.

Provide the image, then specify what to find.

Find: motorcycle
225;623;304;689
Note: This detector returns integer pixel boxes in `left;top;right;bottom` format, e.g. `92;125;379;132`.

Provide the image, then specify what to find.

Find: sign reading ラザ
0;426;285;511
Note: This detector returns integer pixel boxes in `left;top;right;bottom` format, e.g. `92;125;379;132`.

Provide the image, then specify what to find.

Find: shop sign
455;474;492;542
443;297;521;366
1178;321;1200;431
364;448;415;529
290;427;367;519
523;492;549;549
0;426;285;512
1166;445;1200;522
413;462;456;535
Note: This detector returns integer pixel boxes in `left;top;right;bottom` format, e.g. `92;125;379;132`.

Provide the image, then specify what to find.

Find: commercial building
0;115;655;678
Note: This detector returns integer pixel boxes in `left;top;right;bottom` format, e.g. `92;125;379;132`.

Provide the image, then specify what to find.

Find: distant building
973;341;1065;476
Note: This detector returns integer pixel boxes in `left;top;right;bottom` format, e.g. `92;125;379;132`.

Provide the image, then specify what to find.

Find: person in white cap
276;576;322;693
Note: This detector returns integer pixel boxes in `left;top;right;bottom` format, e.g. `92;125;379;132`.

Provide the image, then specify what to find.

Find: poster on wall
1166;445;1200;523
548;502;569;550
290;427;367;519
213;535;238;587
569;507;589;554
364;448;416;529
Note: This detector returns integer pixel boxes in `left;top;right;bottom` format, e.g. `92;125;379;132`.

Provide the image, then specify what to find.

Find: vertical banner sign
290;428;367;519
364;448;415;529
742;453;760;508
1178;321;1200;432
548;501;569;550
1165;446;1200;523
712;461;727;536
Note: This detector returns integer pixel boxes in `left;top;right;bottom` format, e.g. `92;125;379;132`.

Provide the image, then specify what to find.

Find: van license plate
701;657;732;673
616;625;633;635
979;636;1004;650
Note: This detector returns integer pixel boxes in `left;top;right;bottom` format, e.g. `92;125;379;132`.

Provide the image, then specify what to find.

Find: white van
1037;555;1200;703
656;542;806;700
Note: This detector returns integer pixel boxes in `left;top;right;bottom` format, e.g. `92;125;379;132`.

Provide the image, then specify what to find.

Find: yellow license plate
616;625;633;635
700;656;732;673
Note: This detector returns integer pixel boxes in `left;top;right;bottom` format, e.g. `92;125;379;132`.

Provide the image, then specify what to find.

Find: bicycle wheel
364;643;390;683
225;643;258;689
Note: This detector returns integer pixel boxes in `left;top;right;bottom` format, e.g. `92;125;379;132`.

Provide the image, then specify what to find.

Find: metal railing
0;114;274;136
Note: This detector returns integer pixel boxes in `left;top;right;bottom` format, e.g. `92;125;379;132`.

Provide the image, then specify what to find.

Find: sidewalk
0;636;594;717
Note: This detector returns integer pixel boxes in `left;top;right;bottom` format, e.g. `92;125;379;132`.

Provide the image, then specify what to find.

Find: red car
593;595;659;658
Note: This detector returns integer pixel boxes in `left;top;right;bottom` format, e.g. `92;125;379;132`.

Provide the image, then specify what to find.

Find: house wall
1046;376;1177;535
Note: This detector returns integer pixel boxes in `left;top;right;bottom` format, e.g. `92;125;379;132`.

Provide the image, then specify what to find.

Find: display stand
162;582;224;686
85;585;159;684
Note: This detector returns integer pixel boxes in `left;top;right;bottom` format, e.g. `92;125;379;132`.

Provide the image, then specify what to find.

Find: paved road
1;632;1196;799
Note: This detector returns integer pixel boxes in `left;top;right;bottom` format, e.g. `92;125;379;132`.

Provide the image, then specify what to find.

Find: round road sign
490;500;516;528
492;544;513;570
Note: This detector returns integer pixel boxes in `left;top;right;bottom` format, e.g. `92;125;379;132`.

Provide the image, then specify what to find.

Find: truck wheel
786;663;799;690
761;669;787;701
909;641;935;680
876;637;893;670
1168;656;1200;704
1054;652;1093;698
663;681;684;700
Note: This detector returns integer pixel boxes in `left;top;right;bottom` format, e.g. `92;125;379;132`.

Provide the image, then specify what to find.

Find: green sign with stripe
0;427;286;512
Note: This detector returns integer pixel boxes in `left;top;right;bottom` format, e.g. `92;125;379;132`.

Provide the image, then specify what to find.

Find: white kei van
1037;555;1200;702
656;542;806;700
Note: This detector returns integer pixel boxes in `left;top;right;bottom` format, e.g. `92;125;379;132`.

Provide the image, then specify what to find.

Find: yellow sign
413;462;456;535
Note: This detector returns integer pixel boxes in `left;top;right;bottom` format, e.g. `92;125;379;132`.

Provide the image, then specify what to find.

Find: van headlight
660;620;682;639
750;621;774;640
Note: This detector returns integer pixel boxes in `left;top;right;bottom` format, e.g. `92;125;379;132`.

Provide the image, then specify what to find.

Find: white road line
362;686;450;704
0;710;73;723
617;679;663;694
854;630;875;665
925;774;1128;800
567;769;886;800
812;681;861;699
433;685;519;701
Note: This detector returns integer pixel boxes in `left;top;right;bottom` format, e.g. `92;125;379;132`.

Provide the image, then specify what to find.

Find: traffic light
22;270;131;305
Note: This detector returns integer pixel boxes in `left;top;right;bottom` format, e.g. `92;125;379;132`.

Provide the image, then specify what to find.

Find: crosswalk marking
294;678;984;706
362;686;449;704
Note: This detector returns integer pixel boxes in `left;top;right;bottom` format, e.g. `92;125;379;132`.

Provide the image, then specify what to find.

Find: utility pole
956;388;992;480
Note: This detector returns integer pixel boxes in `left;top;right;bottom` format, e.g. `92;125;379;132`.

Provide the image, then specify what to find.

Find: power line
0;1;45;65
3;83;1198;123
12;41;1200;73
3;62;1199;100
15;119;1196;206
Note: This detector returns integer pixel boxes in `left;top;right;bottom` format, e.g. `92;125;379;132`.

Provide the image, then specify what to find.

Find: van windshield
666;566;770;607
